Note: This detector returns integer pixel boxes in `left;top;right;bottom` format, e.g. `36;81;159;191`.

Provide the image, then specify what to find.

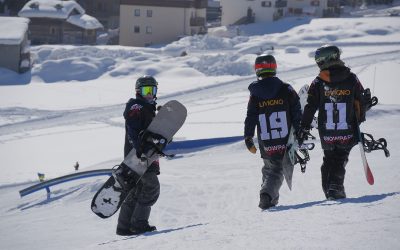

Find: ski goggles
140;86;157;96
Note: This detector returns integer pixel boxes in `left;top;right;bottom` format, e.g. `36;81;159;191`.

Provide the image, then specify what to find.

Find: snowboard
356;122;375;185
91;100;187;219
282;84;314;190
282;126;297;190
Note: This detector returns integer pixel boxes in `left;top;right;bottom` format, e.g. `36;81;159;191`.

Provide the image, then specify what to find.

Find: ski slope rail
18;135;244;198
19;169;112;198
164;136;243;155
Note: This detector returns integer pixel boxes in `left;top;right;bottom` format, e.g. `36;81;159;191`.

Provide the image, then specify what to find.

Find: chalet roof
0;17;30;45
19;0;85;19
18;0;103;30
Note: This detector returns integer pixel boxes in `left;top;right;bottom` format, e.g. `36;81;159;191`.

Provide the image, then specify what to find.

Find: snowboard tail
91;170;128;218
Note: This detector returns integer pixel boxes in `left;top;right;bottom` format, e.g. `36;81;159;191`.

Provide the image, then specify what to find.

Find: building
120;0;207;47
207;0;221;22
220;0;288;26
18;0;103;45
220;0;340;26
0;16;30;73
76;0;120;30
287;0;340;17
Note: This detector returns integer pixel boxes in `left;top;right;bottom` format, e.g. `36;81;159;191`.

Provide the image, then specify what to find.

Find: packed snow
0;4;399;250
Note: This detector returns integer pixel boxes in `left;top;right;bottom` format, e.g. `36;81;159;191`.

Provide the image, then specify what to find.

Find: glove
296;127;310;146
244;136;257;154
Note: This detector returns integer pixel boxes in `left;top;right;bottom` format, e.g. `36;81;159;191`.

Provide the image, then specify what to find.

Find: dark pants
321;147;351;197
260;158;284;206
117;165;160;231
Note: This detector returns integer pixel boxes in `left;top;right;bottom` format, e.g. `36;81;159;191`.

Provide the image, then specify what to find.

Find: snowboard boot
130;220;157;235
259;193;275;210
113;164;139;192
116;227;136;236
326;184;346;200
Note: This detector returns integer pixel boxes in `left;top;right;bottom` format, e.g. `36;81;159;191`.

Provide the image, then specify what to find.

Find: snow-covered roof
67;14;103;30
18;0;102;30
0;17;30;45
18;0;85;19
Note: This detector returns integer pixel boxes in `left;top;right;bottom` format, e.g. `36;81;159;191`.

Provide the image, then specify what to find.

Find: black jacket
123;96;156;157
245;76;301;159
301;65;366;150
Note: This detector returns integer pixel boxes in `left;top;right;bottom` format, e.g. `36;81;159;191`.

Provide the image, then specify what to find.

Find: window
134;26;140;33
146;26;152;34
134;9;140;16
49;27;56;35
311;0;320;6
261;1;272;7
147;10;152;17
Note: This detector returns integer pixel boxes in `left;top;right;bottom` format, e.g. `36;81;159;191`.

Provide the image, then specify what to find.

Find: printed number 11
325;102;348;130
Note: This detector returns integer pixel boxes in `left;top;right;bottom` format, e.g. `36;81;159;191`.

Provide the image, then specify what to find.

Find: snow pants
321;147;351;197
117;167;160;231
260;158;284;206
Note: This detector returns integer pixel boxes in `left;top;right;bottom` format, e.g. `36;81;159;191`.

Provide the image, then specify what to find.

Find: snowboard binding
295;129;316;173
295;147;313;173
112;164;140;192
363;88;378;111
138;130;170;159
361;132;390;157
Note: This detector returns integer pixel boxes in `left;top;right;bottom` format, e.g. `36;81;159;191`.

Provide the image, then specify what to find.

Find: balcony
190;17;206;26
327;0;340;7
275;0;287;8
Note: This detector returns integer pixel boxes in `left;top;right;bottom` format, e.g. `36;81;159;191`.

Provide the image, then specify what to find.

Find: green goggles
140;86;157;96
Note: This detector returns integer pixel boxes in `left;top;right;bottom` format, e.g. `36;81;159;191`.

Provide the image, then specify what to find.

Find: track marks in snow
1;50;399;138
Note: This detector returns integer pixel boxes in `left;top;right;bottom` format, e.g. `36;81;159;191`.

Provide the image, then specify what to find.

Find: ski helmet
135;75;158;97
314;45;343;70
254;54;277;77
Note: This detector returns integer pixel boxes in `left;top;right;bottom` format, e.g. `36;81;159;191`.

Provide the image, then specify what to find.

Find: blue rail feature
165;135;243;155
19;135;243;198
19;169;112;197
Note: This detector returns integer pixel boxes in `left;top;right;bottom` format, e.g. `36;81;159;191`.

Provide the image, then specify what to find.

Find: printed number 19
259;112;288;140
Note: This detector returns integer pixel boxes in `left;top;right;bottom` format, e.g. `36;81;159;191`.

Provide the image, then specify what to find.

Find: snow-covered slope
0;7;399;250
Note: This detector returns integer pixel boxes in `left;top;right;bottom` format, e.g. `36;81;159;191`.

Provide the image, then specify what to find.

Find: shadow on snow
98;223;207;245
268;192;399;212
16;187;82;211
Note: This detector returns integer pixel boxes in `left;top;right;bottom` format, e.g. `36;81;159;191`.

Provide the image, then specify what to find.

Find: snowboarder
297;45;368;200
115;75;160;235
244;54;302;209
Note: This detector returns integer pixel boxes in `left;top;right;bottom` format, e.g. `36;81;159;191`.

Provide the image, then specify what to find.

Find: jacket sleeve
301;79;319;129
353;75;366;123
244;95;258;137
287;85;302;132
124;101;143;151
